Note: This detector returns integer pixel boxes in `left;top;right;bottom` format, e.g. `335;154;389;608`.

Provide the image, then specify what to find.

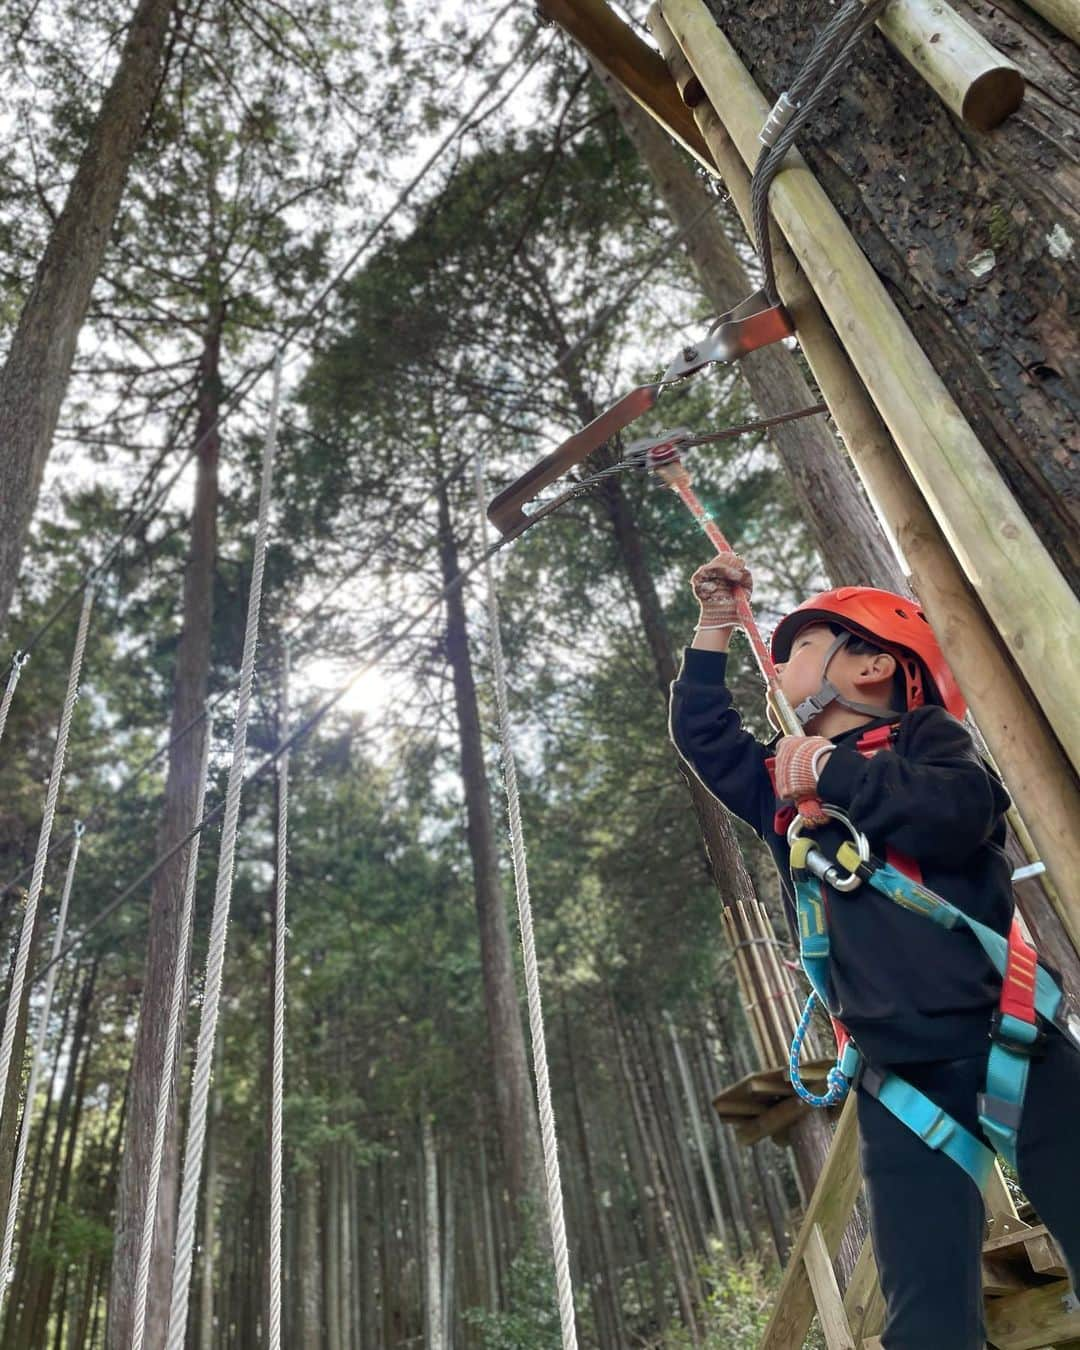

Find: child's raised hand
691;553;752;630
774;735;833;801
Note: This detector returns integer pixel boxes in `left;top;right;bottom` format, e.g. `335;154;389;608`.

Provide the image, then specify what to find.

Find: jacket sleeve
669;647;776;838
816;705;1010;865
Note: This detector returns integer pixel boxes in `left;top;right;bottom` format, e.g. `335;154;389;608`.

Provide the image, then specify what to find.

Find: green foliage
464;1235;564;1350
28;1204;113;1269
661;1245;776;1349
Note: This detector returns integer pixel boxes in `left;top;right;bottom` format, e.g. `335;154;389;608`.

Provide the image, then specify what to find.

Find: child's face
774;623;842;712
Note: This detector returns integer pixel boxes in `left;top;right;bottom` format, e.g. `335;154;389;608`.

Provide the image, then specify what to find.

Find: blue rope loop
790;990;851;1107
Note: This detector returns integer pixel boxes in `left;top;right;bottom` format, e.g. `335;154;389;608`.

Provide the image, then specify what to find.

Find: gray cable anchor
759;92;798;148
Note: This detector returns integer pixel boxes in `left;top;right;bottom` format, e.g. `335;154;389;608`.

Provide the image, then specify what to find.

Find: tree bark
0;0;179;631
600;66;908;594
700;0;1080;591
108;307;222;1350
298;1168;322;1350
433;469;545;1235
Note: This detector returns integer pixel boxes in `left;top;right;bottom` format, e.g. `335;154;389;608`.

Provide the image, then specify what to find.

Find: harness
783;724;1080;1191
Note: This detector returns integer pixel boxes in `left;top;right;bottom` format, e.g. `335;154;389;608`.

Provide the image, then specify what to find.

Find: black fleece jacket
670;646;1015;1065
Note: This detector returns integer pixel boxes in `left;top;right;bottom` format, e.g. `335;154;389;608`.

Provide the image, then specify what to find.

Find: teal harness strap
790;850;1066;1189
862;861;1059;1170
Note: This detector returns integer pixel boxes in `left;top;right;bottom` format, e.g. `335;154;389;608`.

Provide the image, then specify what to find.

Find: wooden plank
981;1258;1029;1296
862;1338;884;1350
734;1094;808;1146
759;1095;863;1350
984;1279;1080;1350
803;1223;856;1350
983;1216;1069;1277
537;0;714;170
843;1234;885;1344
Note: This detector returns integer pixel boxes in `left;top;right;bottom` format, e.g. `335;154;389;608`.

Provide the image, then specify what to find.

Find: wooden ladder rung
802;1222;856;1350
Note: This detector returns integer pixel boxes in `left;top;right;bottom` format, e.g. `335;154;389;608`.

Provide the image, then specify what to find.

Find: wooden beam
869;0;1024;131
803;1223;857;1350
843;1234;886;1344
758;1095;863;1350
537;0;714;170
647;0;1080;920
984;1278;1080;1350
1018;0;1080;45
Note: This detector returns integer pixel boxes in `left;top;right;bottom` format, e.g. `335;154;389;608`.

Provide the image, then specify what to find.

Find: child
669;552;1080;1350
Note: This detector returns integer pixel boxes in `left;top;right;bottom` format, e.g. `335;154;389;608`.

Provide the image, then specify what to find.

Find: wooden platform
715;1075;1080;1347
712;1058;838;1145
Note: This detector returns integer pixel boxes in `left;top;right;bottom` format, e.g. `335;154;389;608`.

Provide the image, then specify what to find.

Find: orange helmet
771;587;966;720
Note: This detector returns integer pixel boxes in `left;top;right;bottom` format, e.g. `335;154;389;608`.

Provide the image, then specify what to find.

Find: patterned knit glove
774;735;833;802
690;553;753;630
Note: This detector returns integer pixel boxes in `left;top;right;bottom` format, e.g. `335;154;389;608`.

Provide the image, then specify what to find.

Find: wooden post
758;1094;863;1350
869;0;1024;131
646;2;1080;924
537;0;713;169
1017;0;1080;45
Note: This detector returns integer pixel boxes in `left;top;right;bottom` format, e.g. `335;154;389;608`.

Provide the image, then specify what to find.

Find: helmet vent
895;607;909;618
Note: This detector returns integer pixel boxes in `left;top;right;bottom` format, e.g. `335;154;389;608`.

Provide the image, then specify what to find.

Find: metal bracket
487;382;661;538
486;287;795;538
659;288;793;384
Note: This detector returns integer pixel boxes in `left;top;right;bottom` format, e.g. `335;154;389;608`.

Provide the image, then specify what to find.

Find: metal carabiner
788;806;870;893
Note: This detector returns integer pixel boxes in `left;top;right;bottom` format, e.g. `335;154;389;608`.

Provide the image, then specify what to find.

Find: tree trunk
699;0;1080;591
664;1011;729;1249
433;470;545;1233
0;0;179;630
108;307;223;1350
600;66;907;593
422;1105;444;1350
298;1168;321;1350
612;1006;699;1339
564;1009;626;1348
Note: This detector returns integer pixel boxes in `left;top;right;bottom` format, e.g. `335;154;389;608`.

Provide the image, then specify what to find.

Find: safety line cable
472;454;578;1348
130;718;213;1350
267;644;289;1350
165;356;280;1350
0;582;94;1147
0;653;29;751
0;818;84;1303
752;0;889;304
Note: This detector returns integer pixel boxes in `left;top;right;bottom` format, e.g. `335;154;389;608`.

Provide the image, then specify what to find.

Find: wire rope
0;653;29;751
472;454;578;1348
0;819;85;1303
0;582;94;1146
751;0;889;304
165;356;280;1350
129;718;213;1350
267;644;289;1350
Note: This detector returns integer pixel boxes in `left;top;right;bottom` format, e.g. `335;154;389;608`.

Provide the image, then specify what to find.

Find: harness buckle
989;1009;1046;1057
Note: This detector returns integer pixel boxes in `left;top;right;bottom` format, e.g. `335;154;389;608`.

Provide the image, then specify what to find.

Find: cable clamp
759;92;797;148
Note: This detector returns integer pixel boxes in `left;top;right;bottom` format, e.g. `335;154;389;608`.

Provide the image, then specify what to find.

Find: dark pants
856;1026;1080;1349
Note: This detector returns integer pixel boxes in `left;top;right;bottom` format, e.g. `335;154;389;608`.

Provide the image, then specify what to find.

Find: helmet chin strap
790;632;905;728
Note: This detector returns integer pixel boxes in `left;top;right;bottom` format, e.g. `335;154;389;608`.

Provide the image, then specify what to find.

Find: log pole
537;0;714;169
1017;0;1080;45
870;0;1024;131
645;5;1080;928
